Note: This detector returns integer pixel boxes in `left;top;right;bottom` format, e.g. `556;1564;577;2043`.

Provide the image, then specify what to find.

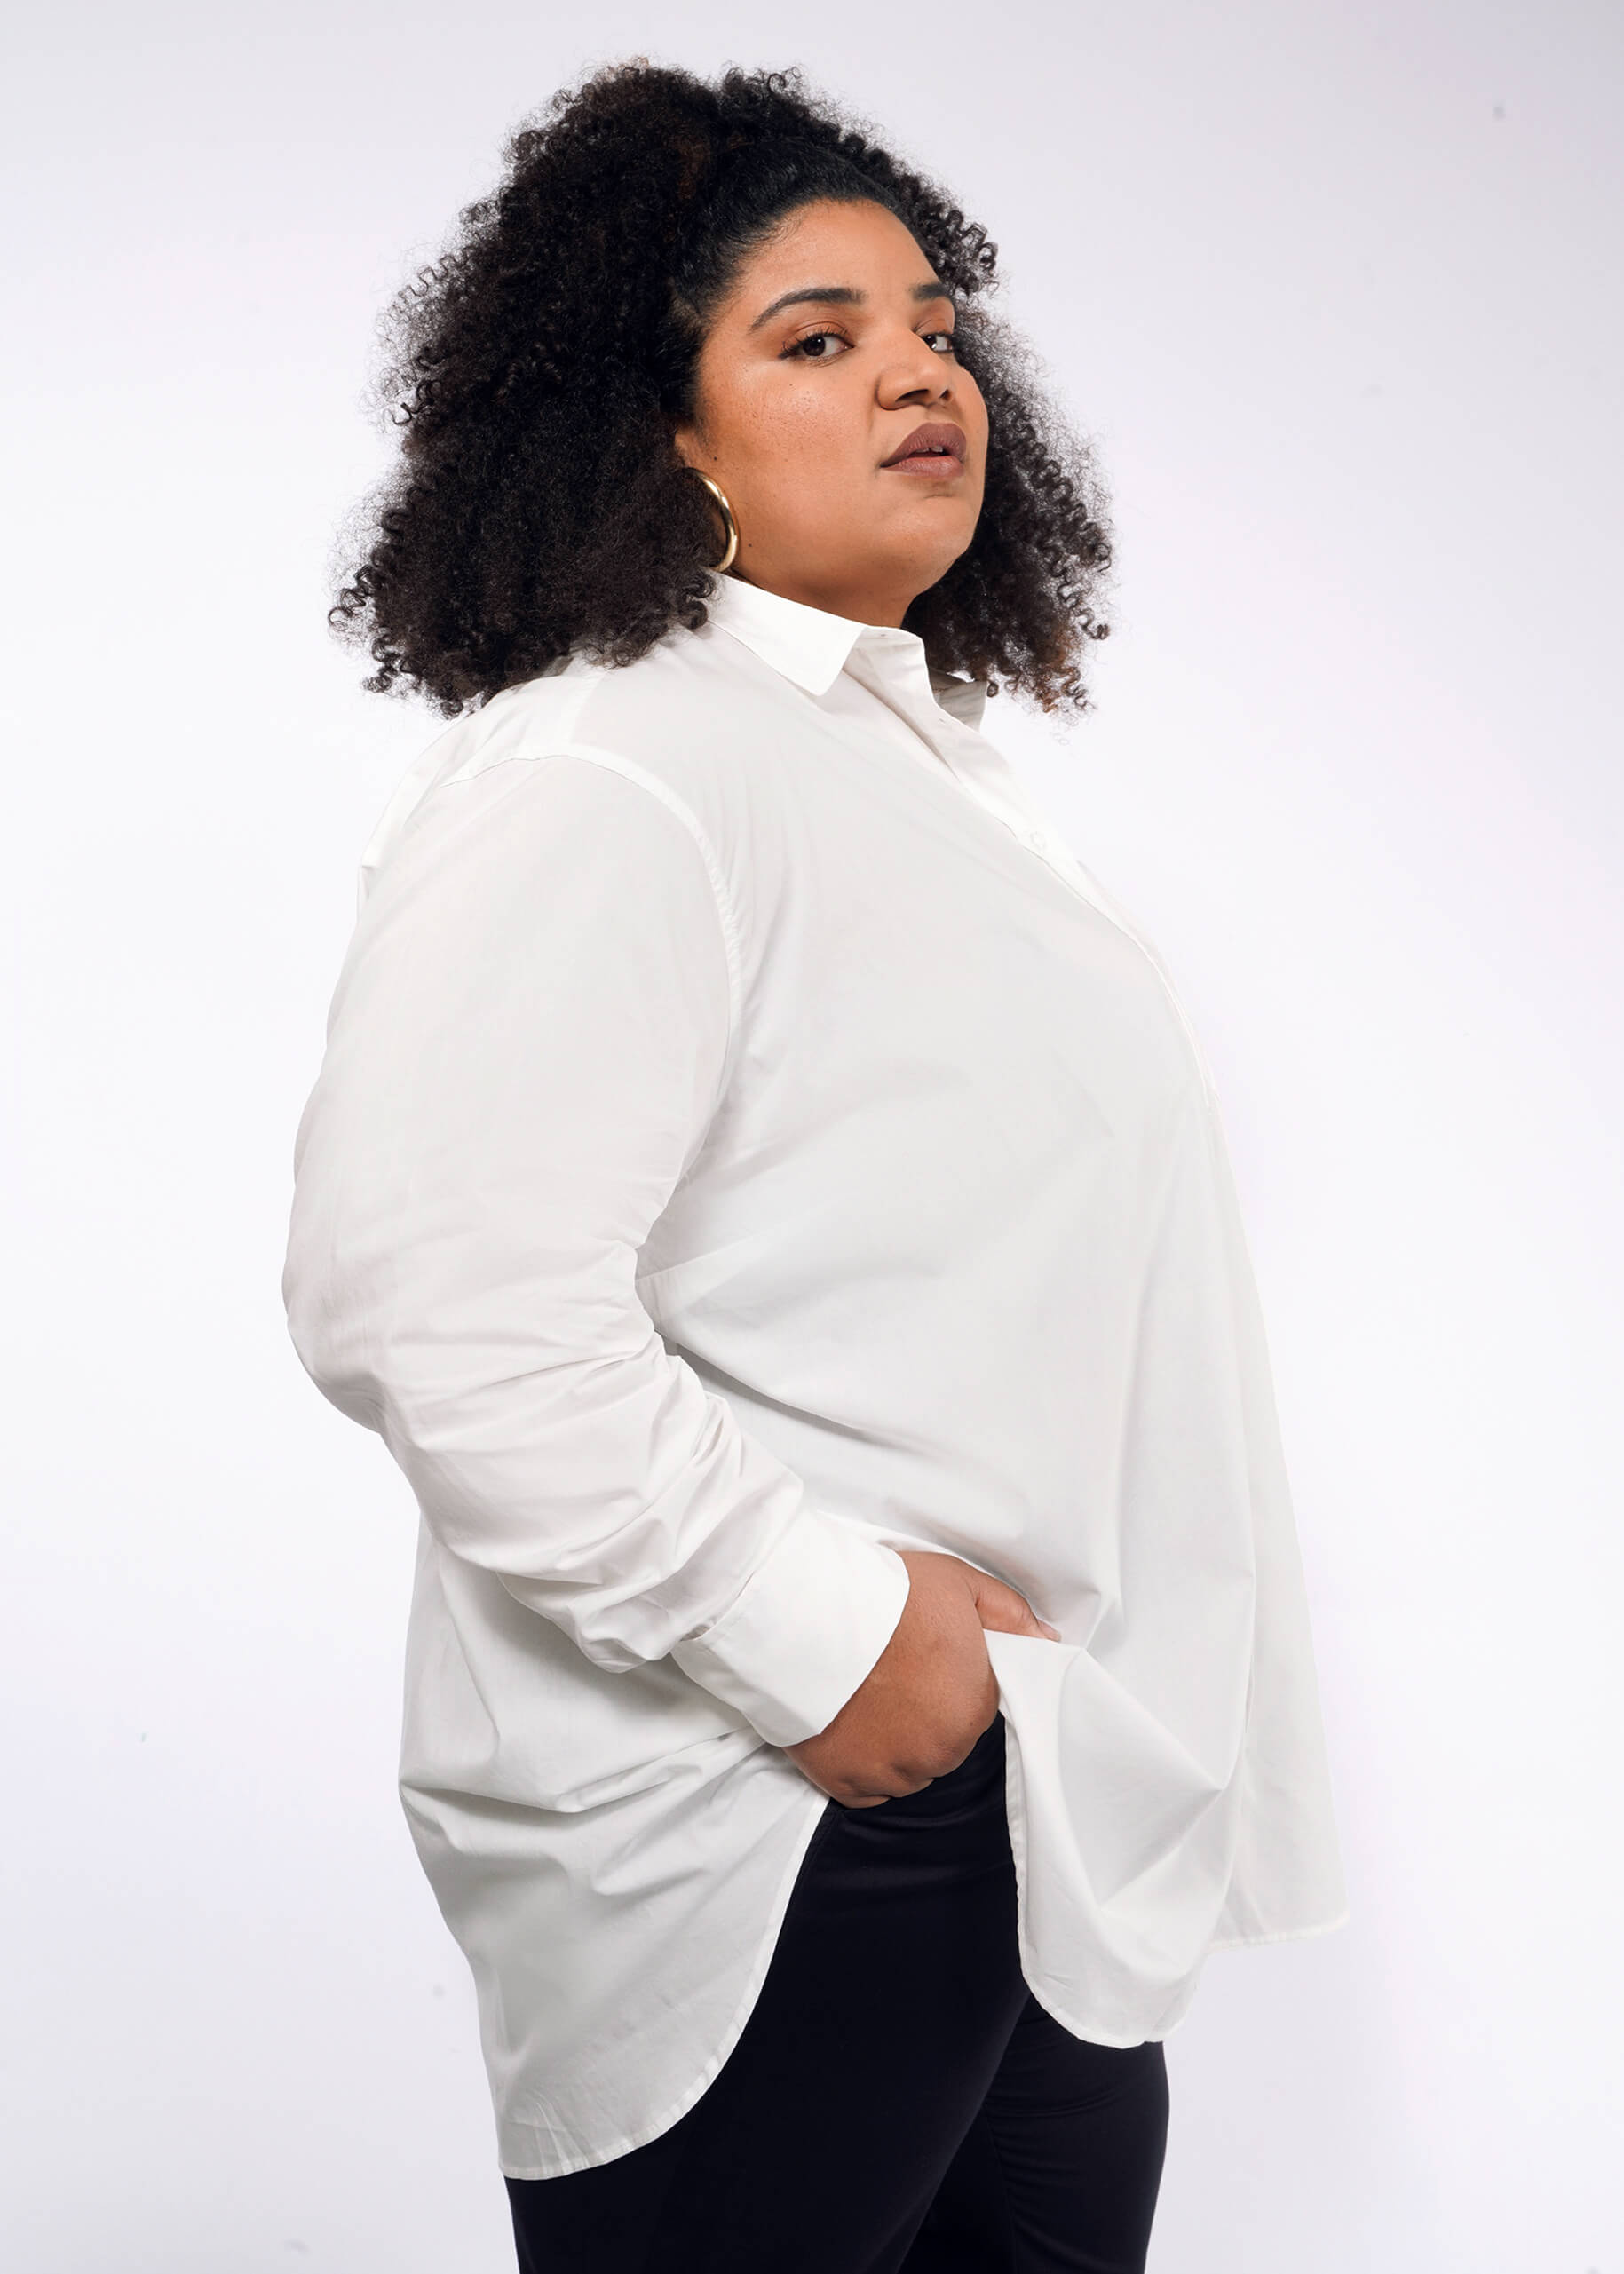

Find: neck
726;566;916;630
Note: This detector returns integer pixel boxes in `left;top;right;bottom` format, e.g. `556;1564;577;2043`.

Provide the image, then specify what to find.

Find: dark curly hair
332;59;1113;717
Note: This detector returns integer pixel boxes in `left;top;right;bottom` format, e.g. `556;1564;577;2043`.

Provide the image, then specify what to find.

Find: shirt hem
1206;1903;1352;1954
493;1774;833;2183
1001;1717;1350;2048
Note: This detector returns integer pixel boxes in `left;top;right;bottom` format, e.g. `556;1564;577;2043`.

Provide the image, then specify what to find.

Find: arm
281;747;909;1748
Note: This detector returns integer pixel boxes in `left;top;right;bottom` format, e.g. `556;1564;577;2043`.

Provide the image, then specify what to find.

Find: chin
903;532;978;593
883;511;977;571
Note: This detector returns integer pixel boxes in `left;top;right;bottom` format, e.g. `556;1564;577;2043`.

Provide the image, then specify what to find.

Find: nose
876;329;954;408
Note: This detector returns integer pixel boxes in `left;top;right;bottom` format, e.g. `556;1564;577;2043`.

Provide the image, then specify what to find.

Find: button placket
844;643;1116;923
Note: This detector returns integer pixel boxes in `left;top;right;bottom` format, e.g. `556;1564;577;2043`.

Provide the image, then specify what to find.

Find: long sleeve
283;586;1350;2178
281;745;909;1747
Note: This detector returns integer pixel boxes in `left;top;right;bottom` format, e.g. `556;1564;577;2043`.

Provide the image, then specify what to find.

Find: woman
283;59;1349;2272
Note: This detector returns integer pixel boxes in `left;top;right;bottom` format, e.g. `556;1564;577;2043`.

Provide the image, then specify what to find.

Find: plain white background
3;2;1619;2266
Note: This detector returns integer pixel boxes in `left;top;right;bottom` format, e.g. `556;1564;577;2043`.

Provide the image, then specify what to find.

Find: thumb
963;1569;1061;1642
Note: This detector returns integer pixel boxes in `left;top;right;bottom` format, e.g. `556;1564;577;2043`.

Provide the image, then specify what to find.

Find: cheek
962;374;991;451
735;377;864;485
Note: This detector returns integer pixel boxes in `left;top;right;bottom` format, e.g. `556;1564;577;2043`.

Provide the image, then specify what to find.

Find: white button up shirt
282;571;1349;2181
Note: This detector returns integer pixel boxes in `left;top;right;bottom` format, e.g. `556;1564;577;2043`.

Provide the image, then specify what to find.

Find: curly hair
332;59;1113;717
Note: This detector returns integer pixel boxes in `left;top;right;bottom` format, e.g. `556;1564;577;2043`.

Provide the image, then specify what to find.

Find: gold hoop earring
690;471;740;573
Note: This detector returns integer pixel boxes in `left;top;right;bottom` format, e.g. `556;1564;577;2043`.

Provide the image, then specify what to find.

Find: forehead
721;198;934;306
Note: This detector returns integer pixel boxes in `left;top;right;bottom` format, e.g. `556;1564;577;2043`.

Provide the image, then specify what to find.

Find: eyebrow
747;280;956;333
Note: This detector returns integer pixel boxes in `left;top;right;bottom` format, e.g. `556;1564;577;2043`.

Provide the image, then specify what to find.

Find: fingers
964;1569;1061;1642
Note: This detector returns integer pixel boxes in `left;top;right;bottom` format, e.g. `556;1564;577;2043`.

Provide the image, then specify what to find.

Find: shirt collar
701;571;988;731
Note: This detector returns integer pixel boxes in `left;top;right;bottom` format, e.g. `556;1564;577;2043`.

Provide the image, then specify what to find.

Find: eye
923;330;957;355
783;328;852;361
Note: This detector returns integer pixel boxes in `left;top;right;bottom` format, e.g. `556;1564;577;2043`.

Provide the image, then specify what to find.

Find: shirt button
1022;827;1048;851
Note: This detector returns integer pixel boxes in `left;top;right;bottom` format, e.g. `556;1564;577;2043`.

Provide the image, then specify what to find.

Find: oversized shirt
282;569;1350;2182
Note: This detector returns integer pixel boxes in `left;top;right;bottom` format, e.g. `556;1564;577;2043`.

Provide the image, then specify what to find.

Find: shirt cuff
669;1514;912;1747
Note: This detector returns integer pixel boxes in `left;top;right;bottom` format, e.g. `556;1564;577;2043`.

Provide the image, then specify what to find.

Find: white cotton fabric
282;570;1350;2181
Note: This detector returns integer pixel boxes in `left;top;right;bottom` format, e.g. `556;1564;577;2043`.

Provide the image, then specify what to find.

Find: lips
880;422;966;471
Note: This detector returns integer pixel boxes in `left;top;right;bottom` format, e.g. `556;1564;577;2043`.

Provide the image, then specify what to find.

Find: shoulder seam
553;740;747;1127
553;739;744;1133
431;721;746;1118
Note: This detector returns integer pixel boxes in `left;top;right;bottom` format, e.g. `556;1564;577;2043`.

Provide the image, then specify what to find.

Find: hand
783;1551;1059;1809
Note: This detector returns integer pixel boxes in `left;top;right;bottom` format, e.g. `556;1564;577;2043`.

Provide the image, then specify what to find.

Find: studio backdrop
3;2;1619;2268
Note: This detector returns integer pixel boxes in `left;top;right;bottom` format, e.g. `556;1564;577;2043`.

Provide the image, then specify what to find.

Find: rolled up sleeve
282;747;908;1747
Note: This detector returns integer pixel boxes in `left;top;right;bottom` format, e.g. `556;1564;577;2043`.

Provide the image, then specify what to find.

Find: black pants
506;1715;1168;2272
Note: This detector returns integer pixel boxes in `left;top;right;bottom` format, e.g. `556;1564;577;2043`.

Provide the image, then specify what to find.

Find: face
672;197;989;628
